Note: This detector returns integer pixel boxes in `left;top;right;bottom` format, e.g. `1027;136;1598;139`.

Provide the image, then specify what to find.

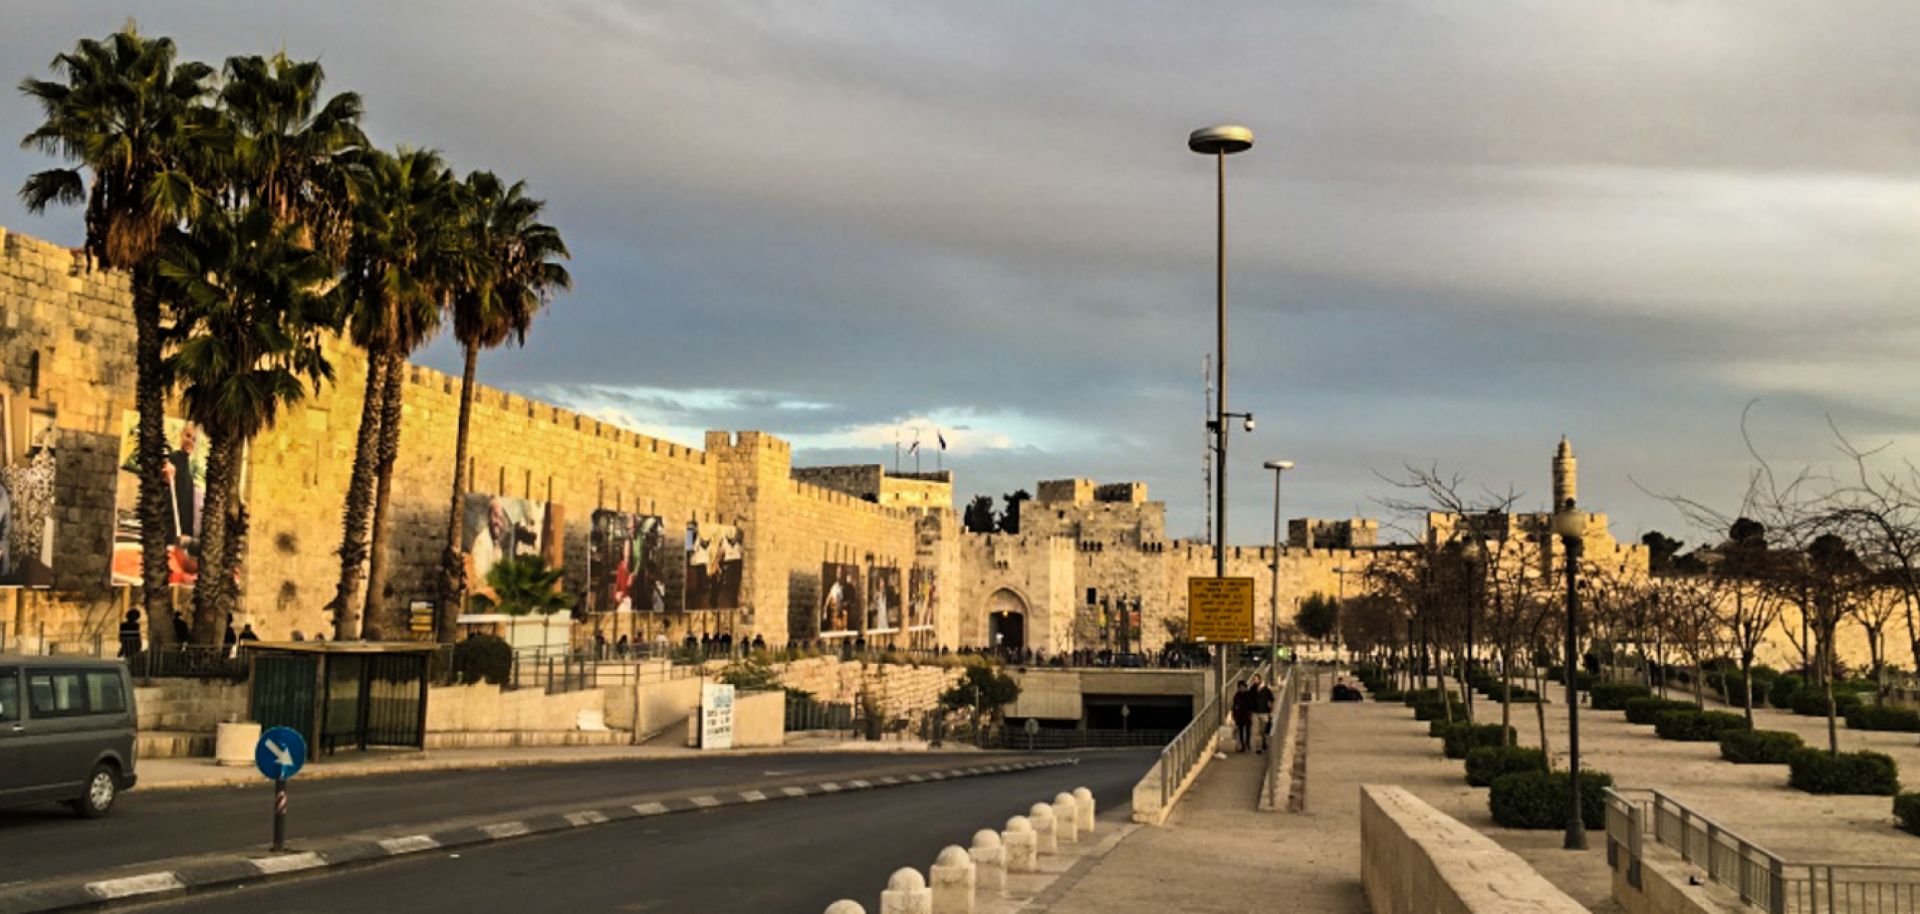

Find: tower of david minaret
1553;436;1577;509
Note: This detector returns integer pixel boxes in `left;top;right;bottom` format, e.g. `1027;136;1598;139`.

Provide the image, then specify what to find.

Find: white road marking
251;852;325;875
87;873;184;900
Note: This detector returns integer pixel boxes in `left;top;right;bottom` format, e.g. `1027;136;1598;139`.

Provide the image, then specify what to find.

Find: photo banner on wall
110;412;213;587
589;510;667;613
907;567;936;631
818;562;862;637
461;492;555;603
867;566;902;633
0;392;56;588
683;521;743;612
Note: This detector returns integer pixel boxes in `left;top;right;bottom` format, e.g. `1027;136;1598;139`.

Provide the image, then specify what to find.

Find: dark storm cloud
7;2;1920;544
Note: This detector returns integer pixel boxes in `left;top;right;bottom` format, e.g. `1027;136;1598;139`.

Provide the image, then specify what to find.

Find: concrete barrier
969;829;1005;891
1360;785;1587;914
1610;841;1749;914
880;867;931;914
1027;803;1057;855
1002;816;1037;873
1051;793;1079;844
930;845;975;914
1072;787;1095;831
825;902;866;914
213;722;260;767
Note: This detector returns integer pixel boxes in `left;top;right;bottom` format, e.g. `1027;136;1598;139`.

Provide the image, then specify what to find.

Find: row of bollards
825;786;1098;914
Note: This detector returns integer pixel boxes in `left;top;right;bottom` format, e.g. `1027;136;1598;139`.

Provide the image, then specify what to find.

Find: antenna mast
1202;352;1213;544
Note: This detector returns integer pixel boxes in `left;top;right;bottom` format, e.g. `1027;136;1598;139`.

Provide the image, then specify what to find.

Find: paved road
128;751;1154;914
0;751;1056;888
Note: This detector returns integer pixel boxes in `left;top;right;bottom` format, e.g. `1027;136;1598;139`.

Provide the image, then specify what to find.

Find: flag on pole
938;431;947;451
908;438;920;456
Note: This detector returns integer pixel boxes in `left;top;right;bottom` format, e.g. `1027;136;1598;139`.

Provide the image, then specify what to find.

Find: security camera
1243;416;1256;433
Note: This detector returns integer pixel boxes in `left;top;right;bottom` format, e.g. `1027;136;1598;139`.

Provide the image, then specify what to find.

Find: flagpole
893;427;900;474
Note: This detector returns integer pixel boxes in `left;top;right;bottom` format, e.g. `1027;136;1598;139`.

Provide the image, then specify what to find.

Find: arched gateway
986;588;1027;651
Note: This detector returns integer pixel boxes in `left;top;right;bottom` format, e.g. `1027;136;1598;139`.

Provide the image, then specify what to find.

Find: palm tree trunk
362;351;407;638
330;349;389;639
437;343;479;642
189;432;240;643
133;269;175;648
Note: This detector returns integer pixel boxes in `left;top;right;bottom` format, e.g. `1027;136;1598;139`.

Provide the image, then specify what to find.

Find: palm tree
469;554;572;618
157;206;335;642
18;25;216;647
329;147;461;639
436;171;571;641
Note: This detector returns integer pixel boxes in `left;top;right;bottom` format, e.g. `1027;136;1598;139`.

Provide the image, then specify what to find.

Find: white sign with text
700;682;735;750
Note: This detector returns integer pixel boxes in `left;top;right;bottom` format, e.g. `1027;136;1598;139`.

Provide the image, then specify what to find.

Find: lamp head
1264;460;1294;471
1189;124;1255;155
1552;500;1585;538
1243;415;1256;433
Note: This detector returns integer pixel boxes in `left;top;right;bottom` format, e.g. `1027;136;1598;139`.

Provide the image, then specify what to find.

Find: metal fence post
1769;856;1786;914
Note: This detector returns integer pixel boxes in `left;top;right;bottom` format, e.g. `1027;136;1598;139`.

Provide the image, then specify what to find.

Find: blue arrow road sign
255;726;307;781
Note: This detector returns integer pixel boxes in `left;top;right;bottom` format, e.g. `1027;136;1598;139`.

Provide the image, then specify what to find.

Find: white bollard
1052;794;1079;844
880;867;932;914
970;829;1006;891
930;845;976;914
826;903;867;914
1072;787;1096;832
1028;802;1058;856
1002;816;1037;873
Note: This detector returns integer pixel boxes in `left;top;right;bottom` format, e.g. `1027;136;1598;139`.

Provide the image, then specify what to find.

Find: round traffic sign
255;726;308;781
1024;718;1040;736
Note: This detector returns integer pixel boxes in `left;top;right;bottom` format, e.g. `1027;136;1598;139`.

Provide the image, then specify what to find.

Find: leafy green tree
437;171;570;640
940;664;1021;733
468;554;571;616
158;205;334;641
1641;530;1685;574
1296;592;1340;641
330;147;463;638
214;52;365;251
997;489;1031;534
962;495;997;533
19;25;217;646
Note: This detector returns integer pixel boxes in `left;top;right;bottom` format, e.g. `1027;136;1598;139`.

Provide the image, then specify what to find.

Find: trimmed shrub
1443;723;1517;759
1845;704;1920;733
1413;697;1467;722
1787;749;1901;796
1372;688;1404;702
1654;709;1752;741
1489;769;1613;830
1896;793;1920;837
1465;746;1547;787
1403;688;1447;706
1791;689;1864;718
1769;674;1803;709
1624;697;1697;726
1719;729;1803;764
1591;682;1653;711
1546;666;1597;691
1496;686;1541;703
451;632;513;685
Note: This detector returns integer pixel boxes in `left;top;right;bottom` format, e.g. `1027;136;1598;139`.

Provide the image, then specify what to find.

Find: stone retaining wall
1360;784;1587;914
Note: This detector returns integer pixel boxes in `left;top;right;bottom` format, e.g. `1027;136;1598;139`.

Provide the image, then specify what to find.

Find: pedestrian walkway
1039;701;1382;914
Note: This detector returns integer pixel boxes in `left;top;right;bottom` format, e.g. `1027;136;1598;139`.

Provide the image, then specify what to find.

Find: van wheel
70;764;117;818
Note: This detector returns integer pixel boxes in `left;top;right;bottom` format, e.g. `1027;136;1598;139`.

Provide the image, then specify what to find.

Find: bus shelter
246;642;435;755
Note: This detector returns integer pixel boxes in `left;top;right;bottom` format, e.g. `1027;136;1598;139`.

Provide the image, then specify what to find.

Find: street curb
0;758;1079;914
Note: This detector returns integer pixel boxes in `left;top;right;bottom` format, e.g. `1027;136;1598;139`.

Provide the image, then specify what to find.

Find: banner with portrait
0;392;55;587
683;521;743;611
461;492;555;602
110;412;212;587
589;510;667;613
867;566;902;633
818;562;862;637
907;567;936;631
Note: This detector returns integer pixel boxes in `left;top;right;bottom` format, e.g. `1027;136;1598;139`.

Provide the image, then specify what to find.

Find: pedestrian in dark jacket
117;610;143;660
1249;675;1276;753
1230;682;1254;752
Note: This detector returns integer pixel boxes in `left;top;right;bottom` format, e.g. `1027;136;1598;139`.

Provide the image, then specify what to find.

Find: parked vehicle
0;656;138;817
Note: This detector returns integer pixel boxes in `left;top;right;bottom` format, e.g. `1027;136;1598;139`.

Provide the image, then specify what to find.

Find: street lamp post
1191;123;1254;698
1264;461;1294;654
1553;500;1587;851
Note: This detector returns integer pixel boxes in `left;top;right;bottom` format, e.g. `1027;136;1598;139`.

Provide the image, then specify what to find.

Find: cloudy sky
7;2;1920;547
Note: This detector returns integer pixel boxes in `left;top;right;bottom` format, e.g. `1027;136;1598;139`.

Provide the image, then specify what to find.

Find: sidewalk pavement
140;737;965;790
1037;703;1374;914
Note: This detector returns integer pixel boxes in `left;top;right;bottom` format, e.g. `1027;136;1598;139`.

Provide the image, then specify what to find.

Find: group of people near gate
1229;674;1276;753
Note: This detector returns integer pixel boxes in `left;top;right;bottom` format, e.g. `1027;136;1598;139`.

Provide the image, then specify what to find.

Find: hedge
1489;769;1612;830
1495;686;1541;703
1719;729;1803;764
1787;749;1901;796
1897;793;1920;837
1791;689;1864;718
1654;709;1752;741
1402;688;1448;706
1845;704;1920;733
1591;682;1653;711
1768;674;1803;709
1624;697;1697;726
1442;723;1517;759
1546;667;1597;691
1413;698;1468;722
1372;688;1405;702
452;632;513;685
1465;746;1546;787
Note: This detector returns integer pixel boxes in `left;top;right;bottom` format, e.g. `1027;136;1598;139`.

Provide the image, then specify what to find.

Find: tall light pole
1264;461;1294;654
1191;123;1254;697
1553;500;1587;850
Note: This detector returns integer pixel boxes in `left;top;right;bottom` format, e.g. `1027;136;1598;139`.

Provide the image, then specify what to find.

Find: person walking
1249;674;1276;753
117;610;143;662
1230;681;1253;753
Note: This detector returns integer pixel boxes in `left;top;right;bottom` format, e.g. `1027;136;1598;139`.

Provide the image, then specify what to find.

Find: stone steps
422;729;630;750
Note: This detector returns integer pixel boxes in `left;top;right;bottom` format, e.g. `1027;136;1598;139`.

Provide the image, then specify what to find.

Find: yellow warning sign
1187;577;1255;643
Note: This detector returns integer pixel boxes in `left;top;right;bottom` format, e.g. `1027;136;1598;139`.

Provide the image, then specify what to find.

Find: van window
0;670;17;722
26;670;89;718
87;672;127;714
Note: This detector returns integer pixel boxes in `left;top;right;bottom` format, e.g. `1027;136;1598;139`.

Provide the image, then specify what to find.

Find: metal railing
1154;658;1262;810
1606;787;1920;914
1262;665;1302;810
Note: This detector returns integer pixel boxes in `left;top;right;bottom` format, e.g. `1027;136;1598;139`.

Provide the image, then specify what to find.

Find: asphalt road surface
0;751;1058;888
127;750;1154;914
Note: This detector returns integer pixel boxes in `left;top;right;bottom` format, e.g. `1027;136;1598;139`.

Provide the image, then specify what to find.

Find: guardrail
1605;787;1920;914
1150;658;1262;811
1261;665;1303;811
